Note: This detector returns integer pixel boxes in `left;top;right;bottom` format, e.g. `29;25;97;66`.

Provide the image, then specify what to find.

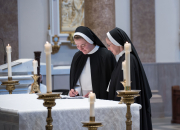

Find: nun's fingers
84;93;89;98
69;90;76;97
70;89;75;92
73;90;79;95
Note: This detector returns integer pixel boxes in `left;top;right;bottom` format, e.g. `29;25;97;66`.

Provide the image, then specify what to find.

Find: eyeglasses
106;43;112;47
76;43;87;49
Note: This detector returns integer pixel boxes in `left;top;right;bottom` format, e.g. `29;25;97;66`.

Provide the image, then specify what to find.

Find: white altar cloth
0;94;141;130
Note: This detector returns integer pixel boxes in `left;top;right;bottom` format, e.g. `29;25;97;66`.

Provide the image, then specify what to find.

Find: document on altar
61;95;84;99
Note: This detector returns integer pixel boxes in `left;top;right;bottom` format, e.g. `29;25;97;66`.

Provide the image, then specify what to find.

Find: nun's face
106;38;121;55
74;38;95;54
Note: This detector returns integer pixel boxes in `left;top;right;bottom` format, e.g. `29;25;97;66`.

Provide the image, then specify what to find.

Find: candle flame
8;44;10;46
46;41;49;44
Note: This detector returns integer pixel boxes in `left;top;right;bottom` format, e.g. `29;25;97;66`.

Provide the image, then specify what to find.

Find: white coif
106;32;121;47
74;32;94;44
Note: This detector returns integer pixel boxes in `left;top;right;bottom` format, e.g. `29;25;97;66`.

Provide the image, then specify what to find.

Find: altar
0;94;141;130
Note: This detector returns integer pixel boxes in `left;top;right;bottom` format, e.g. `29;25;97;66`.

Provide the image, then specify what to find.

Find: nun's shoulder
73;51;82;58
71;51;83;62
130;53;136;59
130;53;139;66
98;47;114;57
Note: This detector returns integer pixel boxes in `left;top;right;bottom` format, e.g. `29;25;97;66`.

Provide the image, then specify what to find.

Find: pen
71;89;77;97
74;89;77;97
73;89;79;96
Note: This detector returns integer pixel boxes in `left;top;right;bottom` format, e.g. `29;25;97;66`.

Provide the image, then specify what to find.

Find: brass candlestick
1;77;19;94
82;117;103;130
117;82;140;130
119;80;126;104
30;74;41;94
37;93;61;130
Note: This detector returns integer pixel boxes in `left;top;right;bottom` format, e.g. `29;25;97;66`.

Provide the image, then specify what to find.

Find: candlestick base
116;90;141;130
119;97;124;104
81;117;103;130
1;77;19;94
37;92;62;130
30;75;41;94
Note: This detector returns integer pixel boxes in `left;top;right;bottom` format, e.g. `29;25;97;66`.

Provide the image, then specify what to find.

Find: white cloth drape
0;94;141;130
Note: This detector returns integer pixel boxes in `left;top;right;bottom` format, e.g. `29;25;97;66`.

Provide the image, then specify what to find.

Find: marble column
131;0;155;62
0;0;19;65
85;0;115;46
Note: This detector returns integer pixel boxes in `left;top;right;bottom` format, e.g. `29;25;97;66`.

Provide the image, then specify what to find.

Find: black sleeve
70;51;88;90
130;54;141;103
130;58;137;90
69;52;80;90
105;51;117;86
99;50;116;99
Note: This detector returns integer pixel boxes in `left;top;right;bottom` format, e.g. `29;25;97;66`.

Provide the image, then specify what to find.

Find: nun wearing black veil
106;27;152;130
69;26;116;99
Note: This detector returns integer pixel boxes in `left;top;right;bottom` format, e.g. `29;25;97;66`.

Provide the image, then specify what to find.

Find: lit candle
33;60;38;75
6;44;12;77
89;92;96;117
44;41;52;93
122;60;126;80
124;42;131;86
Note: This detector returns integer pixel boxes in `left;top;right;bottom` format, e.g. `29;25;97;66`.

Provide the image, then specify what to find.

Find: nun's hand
83;91;92;98
69;89;79;97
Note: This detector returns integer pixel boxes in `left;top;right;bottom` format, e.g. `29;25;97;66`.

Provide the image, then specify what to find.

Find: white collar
88;45;99;54
116;50;125;61
118;50;125;57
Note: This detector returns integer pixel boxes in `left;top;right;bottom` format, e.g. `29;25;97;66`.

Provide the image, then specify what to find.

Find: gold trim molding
48;24;50;30
52;35;60;54
67;33;75;45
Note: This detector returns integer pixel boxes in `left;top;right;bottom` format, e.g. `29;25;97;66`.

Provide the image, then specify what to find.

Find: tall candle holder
117;83;140;130
30;74;41;94
1;77;19;94
37;92;61;130
119;80;126;104
81;117;103;130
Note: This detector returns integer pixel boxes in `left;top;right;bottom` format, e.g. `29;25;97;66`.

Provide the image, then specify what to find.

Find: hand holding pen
69;89;79;97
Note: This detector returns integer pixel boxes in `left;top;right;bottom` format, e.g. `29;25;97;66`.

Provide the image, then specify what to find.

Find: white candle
6;44;12;77
44;41;52;93
33;60;38;75
124;42;131;86
122;60;126;80
89;92;96;117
